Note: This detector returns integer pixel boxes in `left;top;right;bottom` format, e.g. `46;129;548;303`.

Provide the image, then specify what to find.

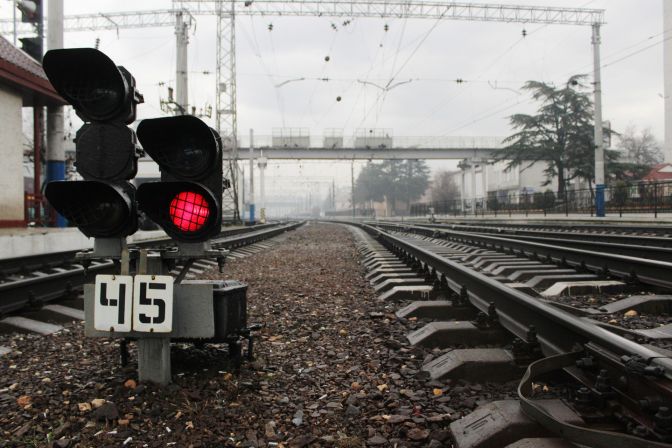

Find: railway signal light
42;48;144;238
137;115;224;242
17;0;43;61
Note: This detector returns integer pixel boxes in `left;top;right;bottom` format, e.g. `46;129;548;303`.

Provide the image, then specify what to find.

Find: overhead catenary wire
342;23;389;130
265;17;287;127
239;16;287;126
353;10;447;131
434;21;672;138
302;22;341;125
409;22;549;133
554;27;672;82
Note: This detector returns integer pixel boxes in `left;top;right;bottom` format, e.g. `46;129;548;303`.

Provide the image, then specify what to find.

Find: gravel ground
540;292;672;330
0;223;518;447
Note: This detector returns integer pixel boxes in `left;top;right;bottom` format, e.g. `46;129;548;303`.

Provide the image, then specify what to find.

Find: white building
454;159;559;206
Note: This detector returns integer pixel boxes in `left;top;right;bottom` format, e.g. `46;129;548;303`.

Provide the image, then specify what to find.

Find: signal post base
138;338;171;385
83;280;248;385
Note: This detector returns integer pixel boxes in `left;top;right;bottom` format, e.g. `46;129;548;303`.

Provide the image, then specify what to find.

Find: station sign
94;275;173;333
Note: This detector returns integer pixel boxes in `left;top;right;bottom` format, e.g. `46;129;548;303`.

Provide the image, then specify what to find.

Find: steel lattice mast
2;1;607;221
215;0;240;221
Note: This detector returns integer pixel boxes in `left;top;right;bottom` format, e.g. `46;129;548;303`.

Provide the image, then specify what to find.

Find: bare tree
431;171;460;203
617;126;663;166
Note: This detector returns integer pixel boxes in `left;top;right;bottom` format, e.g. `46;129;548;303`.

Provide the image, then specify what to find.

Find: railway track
0;222;302;316
413;221;672;247
410;219;672;238
372;221;672;289
3;221;672;446
355;221;672;447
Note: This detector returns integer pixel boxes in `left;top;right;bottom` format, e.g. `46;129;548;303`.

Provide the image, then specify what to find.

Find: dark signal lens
169;191;211;232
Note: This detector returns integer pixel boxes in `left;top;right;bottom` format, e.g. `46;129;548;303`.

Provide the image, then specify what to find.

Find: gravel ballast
0;223;518;447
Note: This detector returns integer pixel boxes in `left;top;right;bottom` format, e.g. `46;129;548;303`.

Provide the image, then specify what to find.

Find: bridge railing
237;134;505;149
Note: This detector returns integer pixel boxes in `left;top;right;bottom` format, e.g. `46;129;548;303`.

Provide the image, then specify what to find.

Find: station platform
0;227;166;260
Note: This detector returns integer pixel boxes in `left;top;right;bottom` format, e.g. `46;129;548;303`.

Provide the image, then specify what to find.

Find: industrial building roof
0;35;64;106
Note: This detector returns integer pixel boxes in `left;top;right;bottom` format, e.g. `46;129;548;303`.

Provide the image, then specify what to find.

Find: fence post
654;183;658;219
24;192;29;224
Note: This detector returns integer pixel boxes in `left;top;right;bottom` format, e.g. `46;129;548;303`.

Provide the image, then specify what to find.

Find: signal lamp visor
137;115;220;180
44;181;137;238
169;191;211;232
43;48;128;122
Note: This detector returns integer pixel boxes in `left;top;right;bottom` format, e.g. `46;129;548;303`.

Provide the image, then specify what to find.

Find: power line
602;35;672;69
436;23;671;138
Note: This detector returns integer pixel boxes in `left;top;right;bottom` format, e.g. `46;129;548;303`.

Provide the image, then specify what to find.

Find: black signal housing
42;48;143;239
137;115;224;243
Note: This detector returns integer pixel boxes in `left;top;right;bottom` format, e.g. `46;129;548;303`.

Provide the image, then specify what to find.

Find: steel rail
0;259;113;316
362;222;672;446
469;233;672;262
413;222;672;247
405;222;672;261
0;223;281;277
425;220;672;236
362;223;672;377
0;222;302;316
0;250;92;279
374;222;672;290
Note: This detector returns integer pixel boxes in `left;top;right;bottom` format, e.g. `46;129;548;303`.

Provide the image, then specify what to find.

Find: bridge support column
481;160;488;211
470;161;477;215
460;164;466;214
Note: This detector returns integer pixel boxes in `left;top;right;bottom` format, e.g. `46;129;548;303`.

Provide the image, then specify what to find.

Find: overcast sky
3;0;666;206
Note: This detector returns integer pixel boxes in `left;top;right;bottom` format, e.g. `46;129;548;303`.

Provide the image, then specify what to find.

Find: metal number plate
132;275;174;333
94;275;133;332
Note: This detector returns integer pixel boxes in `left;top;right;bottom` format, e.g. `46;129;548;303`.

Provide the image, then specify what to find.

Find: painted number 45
94;275;173;333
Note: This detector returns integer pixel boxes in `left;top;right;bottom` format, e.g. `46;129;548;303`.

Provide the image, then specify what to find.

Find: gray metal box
84;279;248;341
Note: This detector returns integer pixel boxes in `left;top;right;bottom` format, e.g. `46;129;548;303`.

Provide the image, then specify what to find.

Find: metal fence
410;181;672;218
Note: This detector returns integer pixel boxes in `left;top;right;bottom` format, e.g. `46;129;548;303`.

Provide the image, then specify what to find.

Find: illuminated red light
169;191;210;232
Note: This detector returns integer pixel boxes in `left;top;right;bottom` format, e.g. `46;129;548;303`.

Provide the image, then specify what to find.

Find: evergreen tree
494;75;613;196
355;160;430;214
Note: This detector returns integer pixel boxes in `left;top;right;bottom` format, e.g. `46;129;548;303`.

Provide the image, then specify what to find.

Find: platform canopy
0;36;64;107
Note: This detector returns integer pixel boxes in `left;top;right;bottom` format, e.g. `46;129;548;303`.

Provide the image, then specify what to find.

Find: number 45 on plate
94;275;173;333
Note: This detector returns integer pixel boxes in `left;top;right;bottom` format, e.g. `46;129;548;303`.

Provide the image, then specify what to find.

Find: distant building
455;159;559;206
643;163;672;182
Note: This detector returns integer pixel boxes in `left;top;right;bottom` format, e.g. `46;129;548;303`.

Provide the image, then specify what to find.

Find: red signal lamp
169;191;211;232
137;181;219;242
